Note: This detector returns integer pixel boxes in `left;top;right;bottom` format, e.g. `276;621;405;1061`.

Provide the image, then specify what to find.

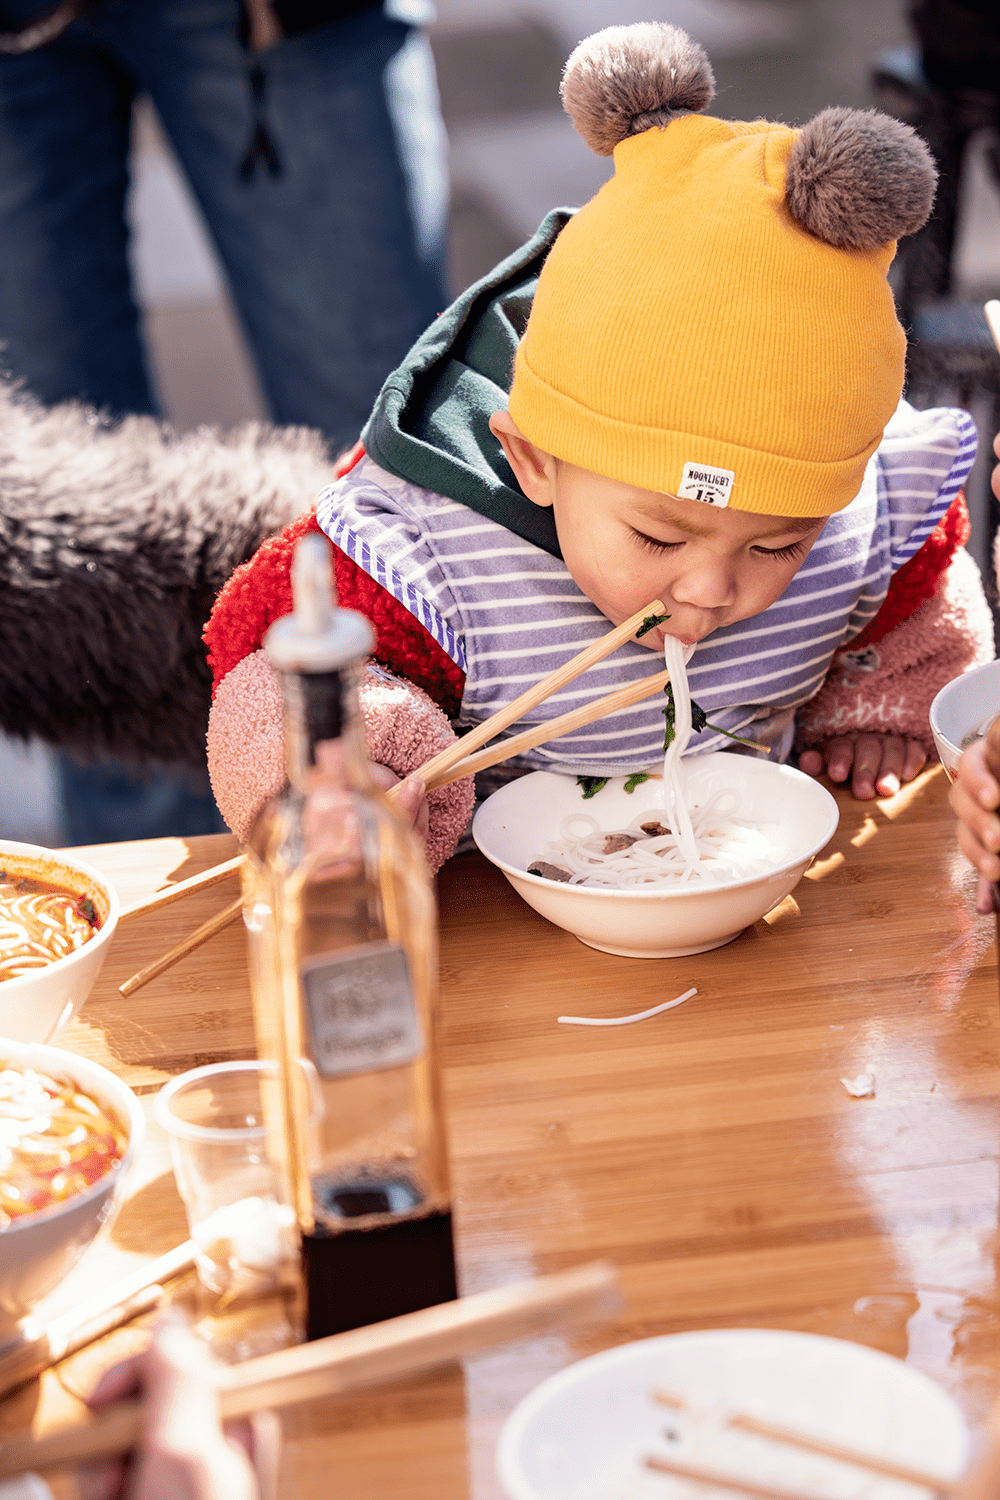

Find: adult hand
952;731;1000;914
798;733;927;799
77;1322;279;1500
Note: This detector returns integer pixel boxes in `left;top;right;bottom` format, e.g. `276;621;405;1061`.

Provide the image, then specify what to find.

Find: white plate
496;1329;968;1500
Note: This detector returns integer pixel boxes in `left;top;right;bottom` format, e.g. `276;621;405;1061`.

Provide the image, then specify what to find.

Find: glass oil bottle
241;533;457;1340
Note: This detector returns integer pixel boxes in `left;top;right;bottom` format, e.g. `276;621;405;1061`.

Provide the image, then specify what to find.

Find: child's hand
798;734;926;799
370;765;430;844
951;734;1000;913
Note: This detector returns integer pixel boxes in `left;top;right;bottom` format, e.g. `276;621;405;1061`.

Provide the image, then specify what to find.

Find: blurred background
4;0;1000;842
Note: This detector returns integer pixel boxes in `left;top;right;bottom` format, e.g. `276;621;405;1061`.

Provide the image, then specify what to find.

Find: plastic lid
264;534;374;672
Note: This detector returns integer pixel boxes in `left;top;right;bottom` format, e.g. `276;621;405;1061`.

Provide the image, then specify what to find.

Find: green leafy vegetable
623;773;651;794
636;611;670;639
661;685;768;753
577;776;609;799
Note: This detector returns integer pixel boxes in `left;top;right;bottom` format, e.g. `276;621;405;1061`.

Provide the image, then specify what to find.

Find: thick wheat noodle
0;883;98;980
535;637;781;888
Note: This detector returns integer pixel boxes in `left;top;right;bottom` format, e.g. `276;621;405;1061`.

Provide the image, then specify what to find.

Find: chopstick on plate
116;855;244;925
0;1240;197;1399
0;1260;620;1479
652;1390;961;1495
386;597;667;801
643;1454;847;1500
118;898;243;998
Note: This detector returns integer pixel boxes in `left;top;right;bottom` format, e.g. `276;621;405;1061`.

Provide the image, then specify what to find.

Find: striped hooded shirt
316;400;976;777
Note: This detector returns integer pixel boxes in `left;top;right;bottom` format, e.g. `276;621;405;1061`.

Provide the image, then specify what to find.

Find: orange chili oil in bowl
0;840;120;1044
0;1041;144;1336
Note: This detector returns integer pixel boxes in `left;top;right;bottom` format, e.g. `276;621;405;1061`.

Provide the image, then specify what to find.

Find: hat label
677;462;735;507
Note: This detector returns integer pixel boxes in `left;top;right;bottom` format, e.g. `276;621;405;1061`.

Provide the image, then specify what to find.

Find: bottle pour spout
264;534;374;673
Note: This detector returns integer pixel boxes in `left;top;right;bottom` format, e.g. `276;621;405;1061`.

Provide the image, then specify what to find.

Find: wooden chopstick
111;602;668;921
0;1240;197;1399
118;898;243;997
416;667;671;792
644;1453;840;1500
0;1261;620;1479
116;856;244;924
388;598;667;799
654;1390;959;1495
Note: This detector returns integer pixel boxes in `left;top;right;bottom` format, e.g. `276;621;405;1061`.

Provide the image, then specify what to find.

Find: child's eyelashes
628;527;811;563
751;538;812;561
629;527;682;555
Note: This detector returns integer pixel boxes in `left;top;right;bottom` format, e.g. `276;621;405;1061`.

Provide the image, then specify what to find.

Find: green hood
361;209;571;560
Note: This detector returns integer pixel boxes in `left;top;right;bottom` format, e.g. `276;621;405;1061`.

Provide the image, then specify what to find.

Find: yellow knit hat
507;24;937;517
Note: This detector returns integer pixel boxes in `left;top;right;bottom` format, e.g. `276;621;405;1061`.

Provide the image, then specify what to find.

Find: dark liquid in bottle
303;1178;458;1340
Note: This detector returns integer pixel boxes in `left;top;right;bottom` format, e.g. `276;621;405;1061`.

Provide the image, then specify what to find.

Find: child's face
490;413;827;648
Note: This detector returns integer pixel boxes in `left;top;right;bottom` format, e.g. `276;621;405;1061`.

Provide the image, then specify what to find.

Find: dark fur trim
0;379;333;766
560;23;714;157
787;107;937;249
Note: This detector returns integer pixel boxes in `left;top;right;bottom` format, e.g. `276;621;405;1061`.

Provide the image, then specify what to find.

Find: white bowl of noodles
472;755;839;958
0;1039;143;1337
0;841;119;1044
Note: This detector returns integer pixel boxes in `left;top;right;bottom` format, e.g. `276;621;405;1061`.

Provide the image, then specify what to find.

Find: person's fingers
958;738;1000;810
822;737;857;784
872;735;905;796
368;763;400;794
76;1459;129;1500
133;1323;258;1500
956;808;1000;876
797;748;823;777
976;874;1000;915
236;1412;282;1500
393;774;428;838
86;1353;146;1409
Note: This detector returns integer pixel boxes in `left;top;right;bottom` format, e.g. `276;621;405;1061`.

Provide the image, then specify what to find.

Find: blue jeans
0;0;448;840
0;0;448;445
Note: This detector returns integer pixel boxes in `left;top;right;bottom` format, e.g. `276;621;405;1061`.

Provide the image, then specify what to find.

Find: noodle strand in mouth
530;636;782;888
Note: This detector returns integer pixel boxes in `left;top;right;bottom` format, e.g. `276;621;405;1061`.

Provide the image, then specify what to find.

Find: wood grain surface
3;766;1000;1500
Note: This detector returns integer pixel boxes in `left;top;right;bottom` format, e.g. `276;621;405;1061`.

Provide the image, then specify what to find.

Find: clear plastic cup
153;1060;302;1358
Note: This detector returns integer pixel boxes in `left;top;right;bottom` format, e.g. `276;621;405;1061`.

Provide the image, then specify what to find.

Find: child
204;22;994;872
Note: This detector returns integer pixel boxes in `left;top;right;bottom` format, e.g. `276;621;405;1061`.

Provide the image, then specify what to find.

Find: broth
0;871;100;982
0;1062;126;1226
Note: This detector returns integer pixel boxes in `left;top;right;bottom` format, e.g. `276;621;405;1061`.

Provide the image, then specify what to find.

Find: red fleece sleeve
847;492;970;648
204;507;466;720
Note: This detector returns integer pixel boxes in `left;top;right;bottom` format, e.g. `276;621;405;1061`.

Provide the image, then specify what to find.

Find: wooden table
3;764;1000;1498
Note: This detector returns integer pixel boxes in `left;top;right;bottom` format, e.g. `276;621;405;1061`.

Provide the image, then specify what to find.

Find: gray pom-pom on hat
561;22;715;156
787;107;938;249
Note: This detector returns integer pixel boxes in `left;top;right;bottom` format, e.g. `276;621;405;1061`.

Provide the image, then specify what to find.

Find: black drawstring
238;60;283;182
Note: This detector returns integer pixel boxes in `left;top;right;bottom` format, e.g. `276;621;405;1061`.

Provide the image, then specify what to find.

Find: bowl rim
0;840;120;994
928;660;1000;759
0;1039;144;1236
472;760;840;900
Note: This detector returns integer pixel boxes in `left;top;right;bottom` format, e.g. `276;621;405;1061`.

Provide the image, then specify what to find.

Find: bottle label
300;941;424;1078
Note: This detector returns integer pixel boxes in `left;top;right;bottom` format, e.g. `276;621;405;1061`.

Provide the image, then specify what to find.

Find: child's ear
489;410;557;508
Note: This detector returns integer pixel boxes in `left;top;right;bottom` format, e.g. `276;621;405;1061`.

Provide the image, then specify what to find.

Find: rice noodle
532;636;782;888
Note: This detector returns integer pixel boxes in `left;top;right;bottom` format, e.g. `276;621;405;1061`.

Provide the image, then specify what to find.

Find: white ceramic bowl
929;659;1000;781
0;840;119;1044
496;1328;968;1500
472;756;839;958
0;1040;144;1337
